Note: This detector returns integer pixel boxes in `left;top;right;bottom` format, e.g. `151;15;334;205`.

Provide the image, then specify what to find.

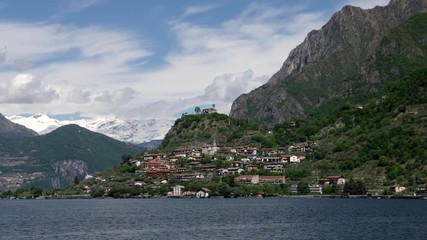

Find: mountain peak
0;113;38;138
6;114;173;144
230;0;427;126
32;113;49;119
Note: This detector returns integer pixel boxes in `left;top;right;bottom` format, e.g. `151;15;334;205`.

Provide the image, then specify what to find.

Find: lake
0;198;426;239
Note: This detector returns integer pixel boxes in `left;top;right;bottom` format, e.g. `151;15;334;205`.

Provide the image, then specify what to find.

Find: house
174;173;198;182
169;185;185;197
235;175;260;185
259;176;285;185
169;157;180;163
196;188;211;198
191;151;202;158
145;169;171;178
202;107;217;114
291;184;298;194
261;157;282;163
102;186;113;194
202;144;218;156
188;162;200;169
220;168;244;175
389;185;406;194
320;176;346;185
416;184;426;196
354;104;364;110
309;184;323;194
129;159;141;166
83;186;91;194
263;163;284;173
245;164;258;172
405;107;417;115
289;155;300;163
170;167;187;173
198;164;216;172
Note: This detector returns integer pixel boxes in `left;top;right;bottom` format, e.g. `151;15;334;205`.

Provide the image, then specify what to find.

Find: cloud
200;70;269;102
94;87;137;104
67;89;92;104
134;3;327;104
0;20;150;117
183;4;220;16
0;1;357;120
121;70;269;119
343;0;389;9
63;0;103;13
51;0;103;20
0;74;58;103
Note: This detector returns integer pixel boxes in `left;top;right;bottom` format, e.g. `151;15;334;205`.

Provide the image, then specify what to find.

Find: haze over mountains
6;114;174;144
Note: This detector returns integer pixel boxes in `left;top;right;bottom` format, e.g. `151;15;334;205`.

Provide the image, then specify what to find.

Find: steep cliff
230;0;427;126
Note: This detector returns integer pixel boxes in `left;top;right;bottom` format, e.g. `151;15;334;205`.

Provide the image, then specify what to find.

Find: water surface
0;198;426;239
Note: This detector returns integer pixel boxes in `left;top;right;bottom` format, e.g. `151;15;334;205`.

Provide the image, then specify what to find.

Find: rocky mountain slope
6;114;173;144
230;0;427;126
0;123;140;189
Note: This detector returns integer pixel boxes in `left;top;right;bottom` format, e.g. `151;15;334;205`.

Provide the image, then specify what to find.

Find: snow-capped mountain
6;113;64;135
6;113;174;144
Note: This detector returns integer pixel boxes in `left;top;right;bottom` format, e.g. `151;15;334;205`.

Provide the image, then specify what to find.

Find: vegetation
0;125;141;189
160;113;264;150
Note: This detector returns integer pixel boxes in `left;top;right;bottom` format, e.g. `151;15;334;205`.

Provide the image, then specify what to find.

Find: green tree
343;179;366;195
195;106;201;114
297;182;310;194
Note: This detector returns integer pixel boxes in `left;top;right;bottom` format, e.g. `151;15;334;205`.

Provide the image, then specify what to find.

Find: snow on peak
5;114;173;144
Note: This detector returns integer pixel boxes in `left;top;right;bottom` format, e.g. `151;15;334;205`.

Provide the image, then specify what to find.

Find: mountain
160;113;264;151
6;114;173;144
79;117;173;145
0;124;141;189
230;0;427;126
0;113;38;138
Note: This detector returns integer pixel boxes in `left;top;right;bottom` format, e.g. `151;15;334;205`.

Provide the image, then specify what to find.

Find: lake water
0;198;426;239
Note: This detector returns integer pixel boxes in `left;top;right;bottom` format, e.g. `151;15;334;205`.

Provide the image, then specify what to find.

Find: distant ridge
6;113;173;144
0;113;38;138
0;123;140;189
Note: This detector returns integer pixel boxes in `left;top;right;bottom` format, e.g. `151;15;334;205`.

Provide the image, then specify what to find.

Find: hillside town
74;141;425;199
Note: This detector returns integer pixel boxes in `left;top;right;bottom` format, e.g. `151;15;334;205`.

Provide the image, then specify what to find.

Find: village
80;142;356;198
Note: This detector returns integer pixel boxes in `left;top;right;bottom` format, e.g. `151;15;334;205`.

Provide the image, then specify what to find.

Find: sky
0;0;390;120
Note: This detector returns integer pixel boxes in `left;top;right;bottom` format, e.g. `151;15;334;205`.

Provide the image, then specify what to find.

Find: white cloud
51;0;103;20
0;21;149;116
1;1;358;121
343;0;390;9
136;3;327;104
63;0;103;13
121;70;269;119
183;4;220;16
0;74;58;103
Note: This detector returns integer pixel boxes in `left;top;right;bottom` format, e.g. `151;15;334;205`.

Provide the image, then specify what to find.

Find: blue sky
0;0;389;120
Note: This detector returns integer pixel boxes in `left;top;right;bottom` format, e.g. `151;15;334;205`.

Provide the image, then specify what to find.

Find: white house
169;185;185;197
289;155;300;163
196;188;211;198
